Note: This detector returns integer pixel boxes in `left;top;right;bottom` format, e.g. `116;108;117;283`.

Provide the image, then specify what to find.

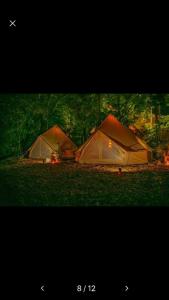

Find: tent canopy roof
99;114;140;147
29;125;77;153
41;125;77;149
77;114;151;153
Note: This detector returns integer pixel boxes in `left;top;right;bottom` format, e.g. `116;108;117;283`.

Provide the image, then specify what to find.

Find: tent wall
76;115;152;165
78;131;128;164
147;150;152;161
29;137;53;159
28;125;77;159
126;150;148;165
77;130;149;165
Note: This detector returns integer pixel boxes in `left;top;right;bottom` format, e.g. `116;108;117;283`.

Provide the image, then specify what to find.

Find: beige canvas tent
76;114;152;164
28;125;77;160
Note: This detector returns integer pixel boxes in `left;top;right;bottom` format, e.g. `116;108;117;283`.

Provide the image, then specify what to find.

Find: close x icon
9;19;16;27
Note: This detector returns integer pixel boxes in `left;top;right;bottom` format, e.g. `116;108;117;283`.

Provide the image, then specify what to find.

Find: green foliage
1;93;169;158
160;115;169;128
143;127;158;147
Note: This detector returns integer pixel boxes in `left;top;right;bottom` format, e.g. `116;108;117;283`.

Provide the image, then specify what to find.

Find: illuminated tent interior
76;114;152;164
28;125;77;160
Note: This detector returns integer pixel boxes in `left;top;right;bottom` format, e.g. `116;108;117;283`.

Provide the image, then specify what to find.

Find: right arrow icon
125;285;129;292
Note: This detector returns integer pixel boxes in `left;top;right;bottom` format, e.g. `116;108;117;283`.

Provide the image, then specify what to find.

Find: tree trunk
18;134;21;155
97;94;101;125
150;106;153;128
46;100;49;130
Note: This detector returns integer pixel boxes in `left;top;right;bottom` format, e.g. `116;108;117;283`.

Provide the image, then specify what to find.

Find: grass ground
0;158;169;206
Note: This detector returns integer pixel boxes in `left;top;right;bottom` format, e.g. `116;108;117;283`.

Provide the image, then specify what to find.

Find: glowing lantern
164;154;169;166
51;151;60;164
108;139;112;148
51;159;60;164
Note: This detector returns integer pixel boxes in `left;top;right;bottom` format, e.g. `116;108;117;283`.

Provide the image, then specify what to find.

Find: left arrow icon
41;285;45;292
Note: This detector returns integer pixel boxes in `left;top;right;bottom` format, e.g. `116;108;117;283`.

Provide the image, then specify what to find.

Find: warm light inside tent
108;139;112;148
164;154;169;166
51;159;60;164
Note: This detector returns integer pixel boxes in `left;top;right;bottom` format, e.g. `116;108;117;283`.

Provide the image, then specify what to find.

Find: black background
0;6;169;298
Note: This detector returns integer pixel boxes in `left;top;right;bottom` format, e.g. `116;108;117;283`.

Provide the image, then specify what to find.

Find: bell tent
75;114;152;164
28;125;77;160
